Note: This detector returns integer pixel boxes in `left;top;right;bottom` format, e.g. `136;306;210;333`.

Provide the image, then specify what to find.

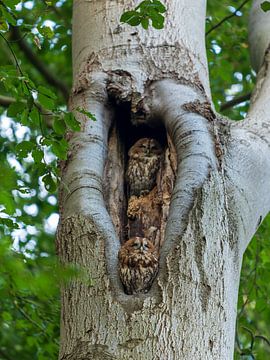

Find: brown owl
118;237;159;295
126;138;162;197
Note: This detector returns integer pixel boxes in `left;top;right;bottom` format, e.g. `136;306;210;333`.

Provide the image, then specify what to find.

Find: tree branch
10;26;69;100
0;95;53;127
220;92;251;111
0;95;16;107
206;0;250;36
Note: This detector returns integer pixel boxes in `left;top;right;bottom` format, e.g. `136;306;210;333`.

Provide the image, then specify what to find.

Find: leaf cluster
120;0;166;30
261;1;270;12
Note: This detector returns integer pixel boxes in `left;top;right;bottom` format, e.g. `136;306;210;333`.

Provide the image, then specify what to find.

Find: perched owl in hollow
126;138;162;197
118;237;159;295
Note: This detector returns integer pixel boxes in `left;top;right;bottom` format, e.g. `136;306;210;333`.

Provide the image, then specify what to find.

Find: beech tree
56;0;270;359
0;1;270;359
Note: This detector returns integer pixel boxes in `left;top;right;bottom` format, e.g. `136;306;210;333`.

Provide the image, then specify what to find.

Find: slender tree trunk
57;1;270;359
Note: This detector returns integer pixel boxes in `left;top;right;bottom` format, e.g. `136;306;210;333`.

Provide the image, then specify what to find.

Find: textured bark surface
58;172;241;360
57;0;270;359
103;123;126;243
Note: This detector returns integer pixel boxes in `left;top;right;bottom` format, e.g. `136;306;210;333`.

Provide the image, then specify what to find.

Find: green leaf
136;0;150;11
1;7;16;26
261;1;270;12
0;20;8;32
38;26;54;39
152;0;166;13
42;173;57;193
38;93;55;110
0;192;15;215
37;86;57;100
64;112;81;131
141;17;149;29
20;109;30;125
2;311;12;321
53;116;66;134
121;1;166;29
7;102;25;117
40;137;51;146
16;141;35;159
75;107;96;121
0;218;19;230
29;107;40;125
32;148;44;163
19;79;30;96
50;139;68;160
121;10;138;22
151;13;164;29
120;11;141;26
36;163;48;176
4;0;21;9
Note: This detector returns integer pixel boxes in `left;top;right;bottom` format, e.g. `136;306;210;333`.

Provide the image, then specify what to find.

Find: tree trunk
57;1;270;359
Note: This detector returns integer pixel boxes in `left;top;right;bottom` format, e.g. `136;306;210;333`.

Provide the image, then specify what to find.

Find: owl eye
132;242;140;248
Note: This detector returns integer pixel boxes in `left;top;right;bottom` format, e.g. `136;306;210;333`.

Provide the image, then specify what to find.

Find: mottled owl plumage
118;237;159;295
126;138;162;197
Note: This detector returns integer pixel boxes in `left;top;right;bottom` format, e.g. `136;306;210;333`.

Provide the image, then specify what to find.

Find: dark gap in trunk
104;101;176;250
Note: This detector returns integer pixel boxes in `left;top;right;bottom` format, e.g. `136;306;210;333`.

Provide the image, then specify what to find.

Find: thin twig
0;96;53;127
14;301;45;332
10;26;69;100
0;32;24;77
0;95;16;107
255;335;270;347
241;326;255;350
220;92;251;111
206;0;250;36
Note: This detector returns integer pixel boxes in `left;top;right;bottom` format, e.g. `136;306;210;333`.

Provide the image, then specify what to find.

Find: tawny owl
118;237;159;295
126;138;162;197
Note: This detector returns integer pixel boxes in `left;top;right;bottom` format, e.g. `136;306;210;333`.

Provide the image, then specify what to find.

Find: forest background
0;0;269;359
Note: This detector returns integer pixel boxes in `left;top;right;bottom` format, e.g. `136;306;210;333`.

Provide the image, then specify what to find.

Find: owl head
128;138;162;159
122;237;156;255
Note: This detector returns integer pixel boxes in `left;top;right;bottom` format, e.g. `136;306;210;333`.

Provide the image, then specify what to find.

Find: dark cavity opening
104;100;173;247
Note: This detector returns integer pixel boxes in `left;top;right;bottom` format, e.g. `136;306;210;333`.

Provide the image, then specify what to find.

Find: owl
126;138;162;197
118;237;159;295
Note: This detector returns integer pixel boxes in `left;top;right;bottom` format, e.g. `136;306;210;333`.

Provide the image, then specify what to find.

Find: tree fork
57;70;237;359
57;0;270;359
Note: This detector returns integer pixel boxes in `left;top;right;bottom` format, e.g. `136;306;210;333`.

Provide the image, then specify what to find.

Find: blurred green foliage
0;0;73;358
0;1;269;359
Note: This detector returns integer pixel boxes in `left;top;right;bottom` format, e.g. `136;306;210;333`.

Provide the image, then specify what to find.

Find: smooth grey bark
57;1;270;359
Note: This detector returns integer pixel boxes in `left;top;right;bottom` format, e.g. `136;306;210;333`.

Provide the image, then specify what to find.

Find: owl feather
126;138;162;197
118;237;159;295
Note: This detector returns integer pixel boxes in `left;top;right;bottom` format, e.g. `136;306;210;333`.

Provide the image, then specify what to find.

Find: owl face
118;237;159;295
128;138;162;159
124;237;155;254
